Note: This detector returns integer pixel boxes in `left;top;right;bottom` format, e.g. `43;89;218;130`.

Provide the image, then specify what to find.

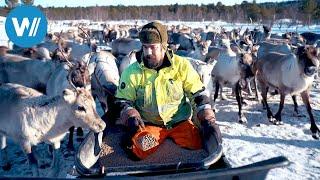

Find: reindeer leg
301;91;320;139
273;92;285;125
213;81;220;112
76;128;84;137
261;86;274;122
292;95;304;117
22;141;39;176
253;76;261;102
239;87;247;106
292;95;299;115
0;135;11;171
247;78;253;96
235;82;247;124
67;126;75;151
219;84;228;100
49;142;62;177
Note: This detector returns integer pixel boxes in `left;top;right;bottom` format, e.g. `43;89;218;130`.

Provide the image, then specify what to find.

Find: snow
0;16;9;47
0;138;78;177
217;83;320;179
1;77;320;179
0;19;320;178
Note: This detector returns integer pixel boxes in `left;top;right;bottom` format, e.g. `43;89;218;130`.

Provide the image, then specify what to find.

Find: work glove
127;116;145;136
120;108;145;161
120;108;145;132
197;109;222;152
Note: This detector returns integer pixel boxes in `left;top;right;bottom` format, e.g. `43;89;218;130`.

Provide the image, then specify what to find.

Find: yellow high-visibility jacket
116;51;204;129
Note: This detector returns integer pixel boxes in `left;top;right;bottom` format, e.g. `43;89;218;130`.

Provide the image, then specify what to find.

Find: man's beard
143;55;163;69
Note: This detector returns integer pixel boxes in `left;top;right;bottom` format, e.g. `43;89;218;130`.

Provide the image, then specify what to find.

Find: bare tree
303;0;317;25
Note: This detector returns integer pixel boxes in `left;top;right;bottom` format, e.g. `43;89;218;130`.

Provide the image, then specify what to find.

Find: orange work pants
131;120;202;160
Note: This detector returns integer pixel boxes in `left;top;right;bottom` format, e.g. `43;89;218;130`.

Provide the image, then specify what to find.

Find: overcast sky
0;0;287;7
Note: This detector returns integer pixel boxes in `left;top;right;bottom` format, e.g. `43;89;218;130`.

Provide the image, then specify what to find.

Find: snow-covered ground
1;79;320;179
0;16;9;47
46;19;320;35
0;18;320;178
217;80;320;180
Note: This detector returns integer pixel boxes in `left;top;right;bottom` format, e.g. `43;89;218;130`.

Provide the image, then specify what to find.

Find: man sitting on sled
115;21;222;160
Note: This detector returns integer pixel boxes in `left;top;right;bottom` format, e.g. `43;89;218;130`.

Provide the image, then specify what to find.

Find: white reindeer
212;39;254;123
0;83;106;176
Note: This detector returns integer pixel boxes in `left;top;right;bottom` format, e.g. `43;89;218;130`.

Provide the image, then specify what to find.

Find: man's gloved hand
120;108;145;132
127;116;145;137
197;109;222;151
120;108;145;161
201;120;222;145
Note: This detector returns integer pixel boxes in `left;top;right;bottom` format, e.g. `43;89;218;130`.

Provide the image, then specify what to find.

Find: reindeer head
24;47;51;60
297;45;320;77
52;47;72;62
69;61;91;89
196;40;211;56
239;53;255;82
63;88;106;133
290;34;305;47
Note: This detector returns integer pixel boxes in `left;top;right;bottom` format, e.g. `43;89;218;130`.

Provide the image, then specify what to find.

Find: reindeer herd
0;22;319;176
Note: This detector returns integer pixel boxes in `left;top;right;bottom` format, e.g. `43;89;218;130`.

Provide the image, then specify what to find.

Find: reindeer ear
63;89;76;104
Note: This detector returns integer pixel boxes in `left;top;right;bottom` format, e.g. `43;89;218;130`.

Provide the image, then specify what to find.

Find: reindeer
0;83;105;176
212;39;254;123
111;38;142;58
254;45;320;139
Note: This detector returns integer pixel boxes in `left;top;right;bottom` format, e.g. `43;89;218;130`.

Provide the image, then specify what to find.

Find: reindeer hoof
312;133;319;139
212;104;217;112
312;131;320;139
268;117;275;123
273;120;283;125
2;163;11;171
238;116;247;124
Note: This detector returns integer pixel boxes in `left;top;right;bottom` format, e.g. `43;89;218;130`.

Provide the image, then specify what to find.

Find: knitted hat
139;21;168;45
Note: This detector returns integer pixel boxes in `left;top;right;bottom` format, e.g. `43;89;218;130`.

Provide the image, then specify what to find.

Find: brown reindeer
255;45;320;139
